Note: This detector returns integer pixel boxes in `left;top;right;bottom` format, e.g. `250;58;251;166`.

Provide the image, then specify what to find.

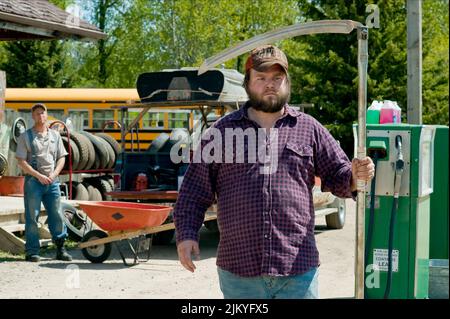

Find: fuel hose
384;135;404;299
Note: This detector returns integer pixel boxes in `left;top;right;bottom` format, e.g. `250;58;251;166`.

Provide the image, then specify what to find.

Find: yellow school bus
4;88;196;151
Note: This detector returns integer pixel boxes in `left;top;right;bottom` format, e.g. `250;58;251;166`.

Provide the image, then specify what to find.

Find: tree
1;41;63;87
290;0;448;157
148;0;300;71
0;0;76;88
74;0;129;87
73;0;300;87
422;0;449;125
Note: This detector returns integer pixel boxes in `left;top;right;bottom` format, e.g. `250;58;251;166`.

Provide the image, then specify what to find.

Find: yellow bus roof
5;88;140;103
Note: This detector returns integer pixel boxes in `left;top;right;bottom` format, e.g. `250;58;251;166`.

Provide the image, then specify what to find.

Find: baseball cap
31;103;47;112
245;45;288;74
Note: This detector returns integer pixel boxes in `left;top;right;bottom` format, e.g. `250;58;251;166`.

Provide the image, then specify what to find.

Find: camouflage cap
245;45;288;74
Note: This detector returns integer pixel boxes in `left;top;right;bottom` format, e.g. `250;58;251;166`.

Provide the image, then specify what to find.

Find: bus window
47;109;65;120
93;110;114;129
68;110;89;129
168;112;189;129
126;111;141;128
143;112;164;129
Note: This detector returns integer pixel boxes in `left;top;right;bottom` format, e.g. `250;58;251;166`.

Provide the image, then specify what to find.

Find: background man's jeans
218;267;319;299
24;176;67;256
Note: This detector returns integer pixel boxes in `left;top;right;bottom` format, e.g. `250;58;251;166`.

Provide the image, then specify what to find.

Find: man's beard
246;86;290;113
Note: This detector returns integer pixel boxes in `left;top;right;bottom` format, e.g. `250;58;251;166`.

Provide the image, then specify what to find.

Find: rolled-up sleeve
55;133;68;160
173;149;218;244
314;123;354;199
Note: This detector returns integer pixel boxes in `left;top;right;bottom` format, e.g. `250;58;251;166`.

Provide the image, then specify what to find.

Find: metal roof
0;0;106;41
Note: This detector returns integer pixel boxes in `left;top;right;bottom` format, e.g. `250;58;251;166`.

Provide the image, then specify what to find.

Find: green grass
0;238;78;262
0;250;25;262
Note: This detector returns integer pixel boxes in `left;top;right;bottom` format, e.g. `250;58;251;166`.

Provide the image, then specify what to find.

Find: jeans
218;266;319;299
24;176;67;256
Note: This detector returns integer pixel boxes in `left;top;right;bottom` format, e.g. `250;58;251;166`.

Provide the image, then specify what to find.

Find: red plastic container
77;201;172;231
379;108;401;124
0;176;24;196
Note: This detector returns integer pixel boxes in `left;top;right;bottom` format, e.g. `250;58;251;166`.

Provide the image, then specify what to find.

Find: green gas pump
360;124;436;299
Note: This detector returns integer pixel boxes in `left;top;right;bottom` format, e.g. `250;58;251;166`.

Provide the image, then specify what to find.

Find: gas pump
360;124;436;299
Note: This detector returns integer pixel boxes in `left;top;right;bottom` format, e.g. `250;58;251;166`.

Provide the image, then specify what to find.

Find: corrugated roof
0;0;106;40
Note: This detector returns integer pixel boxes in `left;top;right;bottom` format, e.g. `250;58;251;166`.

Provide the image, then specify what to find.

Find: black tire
78;133;96;171
102;175;115;190
61;136;80;171
11;117;27;145
325;198;346;229
95;133;121;159
99;178;113;200
81;230;111;263
80;131;109;169
93;154;100;170
98;137;115;169
73;182;89;201
61;202;89;241
61;131;89;171
204;219;219;232
147;133;170;154
0;153;8;176
152;229;175;245
86;176;113;201
83;182;103;201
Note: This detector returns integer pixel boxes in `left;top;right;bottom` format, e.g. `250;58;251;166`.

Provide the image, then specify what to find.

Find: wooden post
0;71;8;175
0;71;5;113
407;0;423;124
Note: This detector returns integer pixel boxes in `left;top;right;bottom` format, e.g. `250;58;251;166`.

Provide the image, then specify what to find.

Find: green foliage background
0;0;447;156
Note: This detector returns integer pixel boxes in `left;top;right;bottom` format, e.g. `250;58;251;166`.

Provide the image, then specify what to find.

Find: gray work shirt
16;127;68;177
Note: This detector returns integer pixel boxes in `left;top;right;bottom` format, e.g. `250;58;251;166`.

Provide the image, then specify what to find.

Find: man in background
16;103;72;262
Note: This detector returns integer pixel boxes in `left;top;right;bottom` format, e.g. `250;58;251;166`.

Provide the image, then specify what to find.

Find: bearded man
173;45;374;299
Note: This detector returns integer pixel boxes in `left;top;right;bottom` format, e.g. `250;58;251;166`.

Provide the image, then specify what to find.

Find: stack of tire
63;175;115;201
59;130;120;201
0;153;7;177
60;131;121;172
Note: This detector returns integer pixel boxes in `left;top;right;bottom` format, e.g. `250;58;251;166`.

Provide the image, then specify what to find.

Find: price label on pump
373;249;399;272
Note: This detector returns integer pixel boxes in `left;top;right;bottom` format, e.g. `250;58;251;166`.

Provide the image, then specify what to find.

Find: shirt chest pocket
284;143;315;180
48;138;57;156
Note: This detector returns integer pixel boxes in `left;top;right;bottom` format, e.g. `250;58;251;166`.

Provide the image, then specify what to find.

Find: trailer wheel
81;230;111;263
325;197;346;229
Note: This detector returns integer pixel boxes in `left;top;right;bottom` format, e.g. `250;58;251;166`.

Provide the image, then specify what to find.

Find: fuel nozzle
393;135;405;199
394;135;404;171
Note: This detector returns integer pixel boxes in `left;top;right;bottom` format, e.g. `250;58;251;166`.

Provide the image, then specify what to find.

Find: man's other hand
177;240;200;273
37;173;52;185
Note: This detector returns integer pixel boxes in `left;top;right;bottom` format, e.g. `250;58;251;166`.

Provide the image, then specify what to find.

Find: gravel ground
0;199;356;299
